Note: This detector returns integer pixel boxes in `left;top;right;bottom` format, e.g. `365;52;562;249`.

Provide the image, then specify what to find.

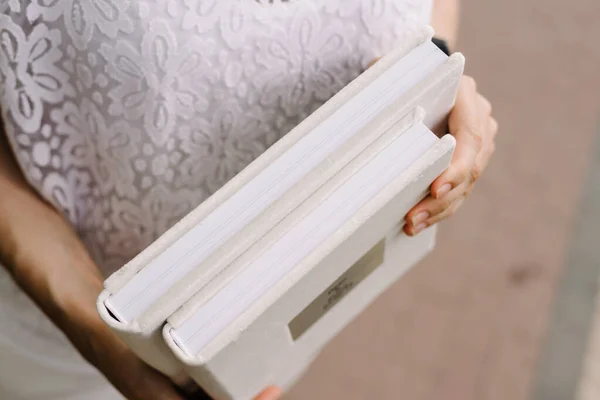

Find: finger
406;181;469;226
405;124;496;236
404;218;429;236
478;93;492;116
431;76;484;198
404;197;466;236
426;197;465;226
254;386;282;400
469;126;496;185
489;117;499;138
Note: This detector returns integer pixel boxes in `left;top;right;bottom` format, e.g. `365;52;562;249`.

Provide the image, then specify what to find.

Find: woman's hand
404;75;498;235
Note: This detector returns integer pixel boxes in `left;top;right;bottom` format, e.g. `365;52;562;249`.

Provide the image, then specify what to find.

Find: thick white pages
104;40;447;323
162;120;457;400
171;122;437;356
96;26;465;381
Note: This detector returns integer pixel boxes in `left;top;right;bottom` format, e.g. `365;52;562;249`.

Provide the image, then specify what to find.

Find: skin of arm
403;0;498;235
0;124;189;399
0;126;281;400
431;0;460;48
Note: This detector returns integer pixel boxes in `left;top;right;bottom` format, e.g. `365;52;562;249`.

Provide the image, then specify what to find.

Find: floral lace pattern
0;0;432;384
0;0;431;277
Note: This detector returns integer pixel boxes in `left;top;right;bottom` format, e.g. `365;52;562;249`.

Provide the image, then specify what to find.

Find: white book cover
96;25;464;379
163;115;456;400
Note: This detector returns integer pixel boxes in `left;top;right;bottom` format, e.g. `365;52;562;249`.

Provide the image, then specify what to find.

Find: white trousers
0;336;122;400
0;271;122;400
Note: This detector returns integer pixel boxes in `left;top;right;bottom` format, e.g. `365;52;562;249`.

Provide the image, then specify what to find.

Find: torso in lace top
0;2;433;395
0;0;432;276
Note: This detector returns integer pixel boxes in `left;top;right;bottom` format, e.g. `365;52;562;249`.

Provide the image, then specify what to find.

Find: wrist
431;0;460;49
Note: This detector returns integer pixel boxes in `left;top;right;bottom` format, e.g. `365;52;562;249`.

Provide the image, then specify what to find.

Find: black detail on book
432;37;451;56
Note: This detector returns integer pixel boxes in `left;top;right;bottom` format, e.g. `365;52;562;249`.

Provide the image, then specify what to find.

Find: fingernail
436;183;452;199
413;223;427;234
411;211;429;226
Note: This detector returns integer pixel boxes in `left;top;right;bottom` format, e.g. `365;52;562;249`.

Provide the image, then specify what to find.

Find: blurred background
288;0;600;399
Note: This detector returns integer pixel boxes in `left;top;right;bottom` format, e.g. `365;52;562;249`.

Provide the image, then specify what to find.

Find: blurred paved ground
533;127;600;400
287;1;600;399
578;274;600;400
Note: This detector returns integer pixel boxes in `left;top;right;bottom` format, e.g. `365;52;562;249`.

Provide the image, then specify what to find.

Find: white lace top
0;0;431;394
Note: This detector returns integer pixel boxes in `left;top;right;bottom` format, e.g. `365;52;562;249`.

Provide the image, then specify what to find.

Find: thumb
254;386;282;400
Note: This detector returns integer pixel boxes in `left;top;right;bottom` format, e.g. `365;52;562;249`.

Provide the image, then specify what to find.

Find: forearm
0;130;109;357
431;0;460;49
0;131;264;399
